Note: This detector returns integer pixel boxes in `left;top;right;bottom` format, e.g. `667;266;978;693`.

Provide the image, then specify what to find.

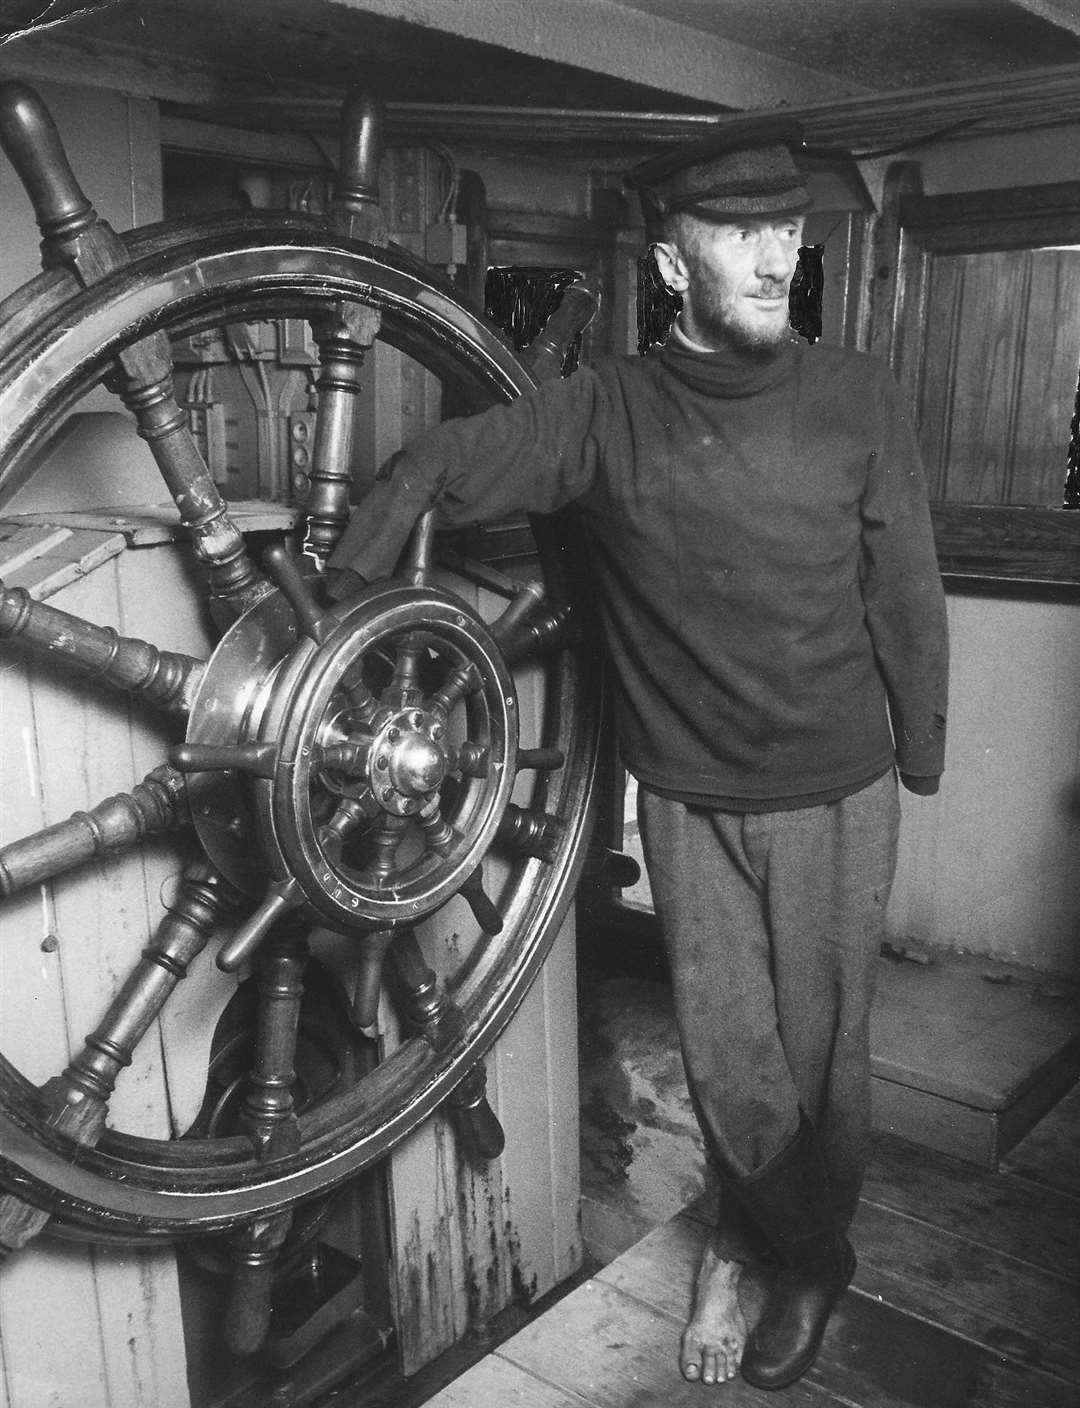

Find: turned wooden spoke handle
330;87;387;243
0;80;95;242
447;1063;505;1162
225;1211;292;1357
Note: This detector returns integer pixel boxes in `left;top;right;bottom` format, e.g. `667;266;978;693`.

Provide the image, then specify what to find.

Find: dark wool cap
627;116;811;224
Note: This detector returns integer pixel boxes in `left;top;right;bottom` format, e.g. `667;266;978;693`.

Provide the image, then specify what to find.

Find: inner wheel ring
263;586;519;929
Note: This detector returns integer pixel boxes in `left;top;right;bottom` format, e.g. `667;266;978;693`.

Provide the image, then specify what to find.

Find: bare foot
680;1244;747;1385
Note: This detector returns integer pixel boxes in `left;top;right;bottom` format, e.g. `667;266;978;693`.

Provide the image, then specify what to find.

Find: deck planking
420;1079;1080;1408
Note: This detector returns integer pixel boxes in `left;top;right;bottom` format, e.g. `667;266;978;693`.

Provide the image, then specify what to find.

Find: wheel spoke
389;927;464;1049
491;588;578;665
0;81;265;622
413;793;454;849
389;931;505;1159
217;879;304;973
0;580;205;715
456;866;503;936
302;300;381;564
384;632;426;710
353;928;394;1031
171;741;279;780
0;861;239;1255
493;803;565;863
515;746;566;774
365;816;410;887
225;1210;294;1358
262;543;338;645
427;657;483;719
445;1063;505;1161
343;675;380;727
316;739;372;780
449;741;490;778
0;765;191;899
435;548;523;599
327;87;388;244
490;579;545;638
402;509;437;588
318;792;381;861
222;922;309;1351
239;923;307;1163
109;349;265;620
412;800;502;933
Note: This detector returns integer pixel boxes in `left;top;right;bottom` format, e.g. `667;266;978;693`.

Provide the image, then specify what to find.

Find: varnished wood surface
931;504;1080;589
421;1082;1080;1408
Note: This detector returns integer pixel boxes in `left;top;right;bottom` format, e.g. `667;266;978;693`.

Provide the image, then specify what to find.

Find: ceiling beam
0;0;868;112
326;0;868;109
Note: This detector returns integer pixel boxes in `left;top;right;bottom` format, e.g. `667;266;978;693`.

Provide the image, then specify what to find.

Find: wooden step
870;947;1080;1168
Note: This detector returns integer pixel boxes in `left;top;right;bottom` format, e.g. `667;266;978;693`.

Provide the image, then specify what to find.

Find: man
326;118;949;1391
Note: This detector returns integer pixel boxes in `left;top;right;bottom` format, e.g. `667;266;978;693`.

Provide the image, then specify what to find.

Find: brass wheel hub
368;709;449;814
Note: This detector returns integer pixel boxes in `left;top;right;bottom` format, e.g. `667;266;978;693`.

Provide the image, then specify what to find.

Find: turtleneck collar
658;318;798;398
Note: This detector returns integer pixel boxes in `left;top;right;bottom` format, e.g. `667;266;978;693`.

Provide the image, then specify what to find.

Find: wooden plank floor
421;1082;1080;1407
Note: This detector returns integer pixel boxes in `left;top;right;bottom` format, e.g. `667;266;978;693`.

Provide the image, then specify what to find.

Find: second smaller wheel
175;550;522;969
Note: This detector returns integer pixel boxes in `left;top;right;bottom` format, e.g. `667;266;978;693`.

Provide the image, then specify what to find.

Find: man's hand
899;772;939;796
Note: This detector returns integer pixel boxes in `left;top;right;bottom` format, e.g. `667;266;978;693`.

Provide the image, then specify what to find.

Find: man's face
662;213;805;353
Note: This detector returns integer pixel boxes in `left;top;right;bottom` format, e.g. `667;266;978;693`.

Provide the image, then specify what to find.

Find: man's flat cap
626;116;811;222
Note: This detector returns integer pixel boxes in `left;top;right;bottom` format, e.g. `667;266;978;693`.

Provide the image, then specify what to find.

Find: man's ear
651;241;689;295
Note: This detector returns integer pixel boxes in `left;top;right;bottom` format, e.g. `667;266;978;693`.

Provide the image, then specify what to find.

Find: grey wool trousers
637;770;900;1254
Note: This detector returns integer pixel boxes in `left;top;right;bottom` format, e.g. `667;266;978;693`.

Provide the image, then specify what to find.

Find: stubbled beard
694;284;791;355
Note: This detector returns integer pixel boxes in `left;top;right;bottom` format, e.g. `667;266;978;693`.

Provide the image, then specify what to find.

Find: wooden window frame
880;174;1080;590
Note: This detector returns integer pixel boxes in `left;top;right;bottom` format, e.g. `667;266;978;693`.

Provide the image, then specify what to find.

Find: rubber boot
731;1116;856;1391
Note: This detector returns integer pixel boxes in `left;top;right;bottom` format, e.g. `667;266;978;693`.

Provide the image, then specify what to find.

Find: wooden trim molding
932;503;1080;589
899;181;1080;254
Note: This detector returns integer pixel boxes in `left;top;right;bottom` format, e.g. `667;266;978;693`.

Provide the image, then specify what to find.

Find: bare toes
680;1334;700;1381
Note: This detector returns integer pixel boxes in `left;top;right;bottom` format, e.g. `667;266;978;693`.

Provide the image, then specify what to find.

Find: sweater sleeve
860;369;949;785
327;367;608;583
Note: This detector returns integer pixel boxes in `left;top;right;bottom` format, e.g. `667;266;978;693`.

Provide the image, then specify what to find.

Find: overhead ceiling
614;0;1080;91
3;0;1080;113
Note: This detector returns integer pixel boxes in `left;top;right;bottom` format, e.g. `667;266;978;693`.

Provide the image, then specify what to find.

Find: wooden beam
0;0;863;110
0;34;231;105
325;0;865;109
931;503;1080;589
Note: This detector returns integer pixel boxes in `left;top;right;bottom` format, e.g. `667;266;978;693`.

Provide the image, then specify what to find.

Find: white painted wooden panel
385;914;580;1378
0;544;199;1408
889;593;1080;977
0;70;189;1406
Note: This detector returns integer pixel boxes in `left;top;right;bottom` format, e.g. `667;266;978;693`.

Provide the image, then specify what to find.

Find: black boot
731;1117;856;1391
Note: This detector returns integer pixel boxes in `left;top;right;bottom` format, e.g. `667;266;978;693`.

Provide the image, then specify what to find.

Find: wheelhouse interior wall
875;125;1080;978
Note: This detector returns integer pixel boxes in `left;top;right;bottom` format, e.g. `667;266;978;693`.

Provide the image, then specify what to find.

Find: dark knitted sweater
329;337;948;807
